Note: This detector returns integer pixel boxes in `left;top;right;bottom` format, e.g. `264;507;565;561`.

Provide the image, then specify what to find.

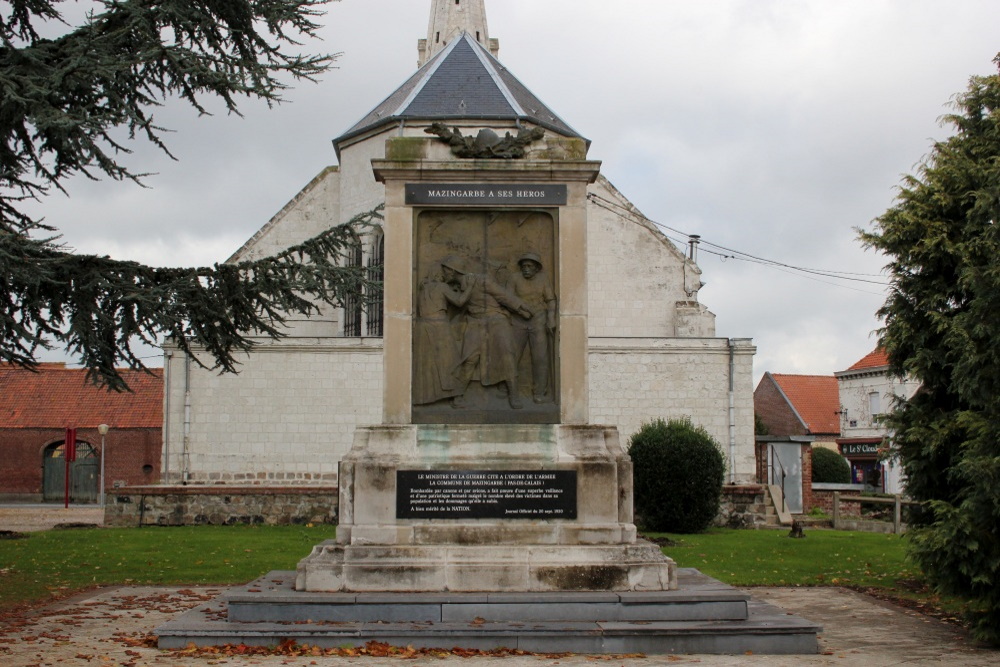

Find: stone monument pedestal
295;424;677;592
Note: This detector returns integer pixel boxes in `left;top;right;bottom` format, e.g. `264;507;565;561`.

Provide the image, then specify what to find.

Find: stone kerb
105;486;338;527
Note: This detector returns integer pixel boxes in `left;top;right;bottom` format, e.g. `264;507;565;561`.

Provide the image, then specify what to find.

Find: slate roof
846;348;889;371
770;374;841;435
0;363;162;429
335;32;584;149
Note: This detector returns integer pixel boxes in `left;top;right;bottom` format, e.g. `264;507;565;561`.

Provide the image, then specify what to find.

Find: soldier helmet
517;252;543;269
440;256;467;274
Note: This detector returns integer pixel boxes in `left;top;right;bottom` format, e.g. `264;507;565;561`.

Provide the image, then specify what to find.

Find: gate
768;443;803;514
42;442;99;503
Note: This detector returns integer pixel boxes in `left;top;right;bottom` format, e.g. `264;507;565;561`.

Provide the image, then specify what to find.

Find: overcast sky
27;0;1000;383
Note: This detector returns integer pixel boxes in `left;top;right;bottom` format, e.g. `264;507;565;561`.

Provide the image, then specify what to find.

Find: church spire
418;0;498;67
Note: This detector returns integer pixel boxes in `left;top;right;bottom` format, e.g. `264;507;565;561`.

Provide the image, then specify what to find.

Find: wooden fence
832;492;920;535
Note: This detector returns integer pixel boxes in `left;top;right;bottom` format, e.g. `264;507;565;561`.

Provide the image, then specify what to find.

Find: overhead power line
586;193;890;293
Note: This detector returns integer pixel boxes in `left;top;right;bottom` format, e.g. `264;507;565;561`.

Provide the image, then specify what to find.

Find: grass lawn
647;527;968;623
0;524;334;609
649;528;915;588
0;525;967;624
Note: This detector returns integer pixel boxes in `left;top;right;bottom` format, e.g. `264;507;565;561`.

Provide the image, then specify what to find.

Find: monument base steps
155;569;822;655
295;540;676;592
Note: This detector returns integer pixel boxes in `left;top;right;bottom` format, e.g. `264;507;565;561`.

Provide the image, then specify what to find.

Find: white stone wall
162;341;383;485
589;338;757;483
233;167;343;261
587;177;714;338
337;131;389;223
836;368;920;438
164;337;756;486
835;366;920;495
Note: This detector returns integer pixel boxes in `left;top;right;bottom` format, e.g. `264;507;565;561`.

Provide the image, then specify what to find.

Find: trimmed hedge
628;418;725;534
811;446;851;483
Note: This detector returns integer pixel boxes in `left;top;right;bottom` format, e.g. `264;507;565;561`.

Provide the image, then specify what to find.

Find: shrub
811;447;851;484
628;418;726;533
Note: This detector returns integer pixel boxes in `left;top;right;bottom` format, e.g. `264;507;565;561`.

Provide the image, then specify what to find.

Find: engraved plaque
396;470;577;520
406;184;567;206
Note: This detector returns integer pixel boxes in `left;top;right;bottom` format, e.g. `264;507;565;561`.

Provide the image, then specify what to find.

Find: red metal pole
63;427;76;509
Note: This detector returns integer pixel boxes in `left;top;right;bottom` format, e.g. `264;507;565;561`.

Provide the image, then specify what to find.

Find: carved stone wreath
425;123;545;159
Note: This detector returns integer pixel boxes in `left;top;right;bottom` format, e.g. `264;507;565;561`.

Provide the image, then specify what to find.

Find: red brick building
0;364;162;503
754;373;842;514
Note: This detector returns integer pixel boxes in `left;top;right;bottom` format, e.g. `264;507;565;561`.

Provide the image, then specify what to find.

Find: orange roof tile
0;364;162;429
847;348;890;371
770;374;840;435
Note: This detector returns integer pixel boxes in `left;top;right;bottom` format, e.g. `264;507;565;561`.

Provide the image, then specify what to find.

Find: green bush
811;446;851;483
628;418;726;534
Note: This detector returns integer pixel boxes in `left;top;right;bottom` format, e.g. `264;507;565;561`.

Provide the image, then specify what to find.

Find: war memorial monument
156;1;819;654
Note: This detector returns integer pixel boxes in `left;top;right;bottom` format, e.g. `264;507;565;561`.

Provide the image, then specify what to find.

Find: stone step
155;569;822;655
225;570;749;624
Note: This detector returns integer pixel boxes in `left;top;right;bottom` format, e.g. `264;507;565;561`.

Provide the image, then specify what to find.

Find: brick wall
811;485;863;517
0;427;160;500
802;445;814;512
754;375;807;436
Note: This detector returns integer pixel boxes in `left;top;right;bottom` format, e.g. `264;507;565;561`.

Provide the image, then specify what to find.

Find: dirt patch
52;522;99;530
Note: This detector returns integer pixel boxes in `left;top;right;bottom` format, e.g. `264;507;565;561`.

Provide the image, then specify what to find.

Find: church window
436;32;440;43
366;234;384;337
343;239;363;337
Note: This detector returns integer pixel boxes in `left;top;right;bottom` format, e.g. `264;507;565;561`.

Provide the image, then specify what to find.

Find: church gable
587;175;713;338
229;166;342;263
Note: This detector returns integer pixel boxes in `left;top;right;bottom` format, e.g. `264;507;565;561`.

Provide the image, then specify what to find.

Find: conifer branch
1;206;383;391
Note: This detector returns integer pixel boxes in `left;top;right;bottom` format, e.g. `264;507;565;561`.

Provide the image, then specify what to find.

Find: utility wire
587;193;890;290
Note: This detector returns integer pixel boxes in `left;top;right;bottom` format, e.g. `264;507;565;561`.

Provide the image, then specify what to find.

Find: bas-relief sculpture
412;210;559;424
424;123;546;159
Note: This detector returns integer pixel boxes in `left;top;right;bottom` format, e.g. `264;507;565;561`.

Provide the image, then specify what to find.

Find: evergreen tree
861;54;1000;644
1;1;380;390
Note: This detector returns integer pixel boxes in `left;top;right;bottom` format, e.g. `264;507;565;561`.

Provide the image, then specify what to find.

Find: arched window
366;233;385;337
343;240;363;337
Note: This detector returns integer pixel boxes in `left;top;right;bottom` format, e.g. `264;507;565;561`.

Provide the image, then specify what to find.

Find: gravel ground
0;506;104;533
0;585;996;667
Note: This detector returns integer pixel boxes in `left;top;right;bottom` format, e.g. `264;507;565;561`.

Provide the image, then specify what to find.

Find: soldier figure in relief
451;259;532;409
412;257;476;405
508;252;556;404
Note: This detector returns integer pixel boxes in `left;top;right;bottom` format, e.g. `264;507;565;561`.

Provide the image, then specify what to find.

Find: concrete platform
155;569;822;654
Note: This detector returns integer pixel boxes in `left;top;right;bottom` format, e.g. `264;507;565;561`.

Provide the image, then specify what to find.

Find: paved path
0;505;104;533
0;585;995;666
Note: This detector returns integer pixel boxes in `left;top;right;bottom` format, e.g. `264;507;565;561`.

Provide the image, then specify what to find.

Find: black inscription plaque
406;183;567;206
396;470;577;520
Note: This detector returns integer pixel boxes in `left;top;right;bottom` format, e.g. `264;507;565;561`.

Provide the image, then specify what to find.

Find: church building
161;0;757;488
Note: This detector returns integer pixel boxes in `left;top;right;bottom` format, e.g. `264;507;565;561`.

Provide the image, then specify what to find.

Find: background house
0;364;162;503
754;372;841;514
835;349;920;494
